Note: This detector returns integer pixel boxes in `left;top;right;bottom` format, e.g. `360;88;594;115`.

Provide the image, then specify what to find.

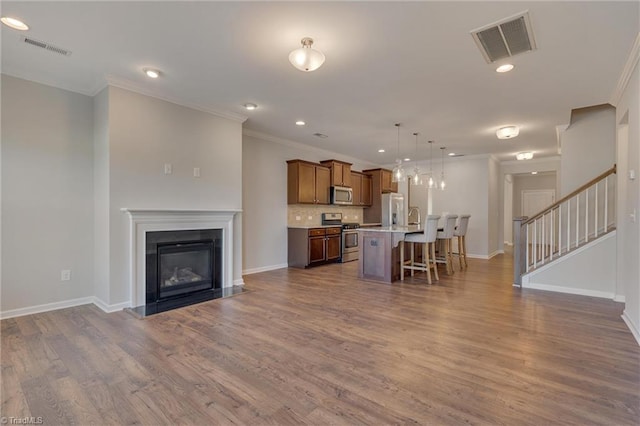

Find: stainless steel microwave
330;186;353;205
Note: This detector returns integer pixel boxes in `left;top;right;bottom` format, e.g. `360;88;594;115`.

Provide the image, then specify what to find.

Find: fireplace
145;229;222;314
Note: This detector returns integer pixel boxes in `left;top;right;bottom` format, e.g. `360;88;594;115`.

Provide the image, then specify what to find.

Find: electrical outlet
295;215;301;221
61;270;71;281
307;216;312;220
193;167;201;178
164;163;172;175
344;215;348;219
355;215;359;219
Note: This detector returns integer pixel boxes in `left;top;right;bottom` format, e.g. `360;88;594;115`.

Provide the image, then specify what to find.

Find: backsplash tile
288;205;364;226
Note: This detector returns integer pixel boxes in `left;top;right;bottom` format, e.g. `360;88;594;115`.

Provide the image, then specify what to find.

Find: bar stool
453;214;471;270
436;214;458;275
400;215;440;284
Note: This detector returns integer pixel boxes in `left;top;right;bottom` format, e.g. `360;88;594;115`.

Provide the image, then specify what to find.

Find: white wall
615;40;640;343
1;75;94;312
430;156;490;257
488;156;500;256
242;130;376;273
93;88;110;303
523;231;617;298
560;105;616;196
104;86;243;304
503;174;513;244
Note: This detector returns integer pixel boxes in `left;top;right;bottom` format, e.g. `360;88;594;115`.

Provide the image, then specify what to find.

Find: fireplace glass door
157;241;214;299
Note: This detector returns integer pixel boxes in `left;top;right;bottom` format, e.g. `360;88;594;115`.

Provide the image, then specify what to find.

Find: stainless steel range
321;213;360;263
341;222;360;262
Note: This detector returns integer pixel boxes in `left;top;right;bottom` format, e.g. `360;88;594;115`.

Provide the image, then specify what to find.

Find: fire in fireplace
145;229;222;314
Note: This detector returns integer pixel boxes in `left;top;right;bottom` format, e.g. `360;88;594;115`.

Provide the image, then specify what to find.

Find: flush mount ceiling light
496;64;514;73
244;103;257;110
289;37;325;72
531;171;538;175
378;149;385;153
143;68;161;79
295;120;306;126
448;152;456;156
516;151;534;160
1;16;29;31
496;125;519;139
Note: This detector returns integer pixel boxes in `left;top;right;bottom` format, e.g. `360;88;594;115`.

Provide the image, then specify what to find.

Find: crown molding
242;128;379;168
500;155;561;167
610;32;640;106
104;75;248;123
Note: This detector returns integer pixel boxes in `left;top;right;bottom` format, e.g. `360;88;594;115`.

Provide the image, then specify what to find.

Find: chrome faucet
408;207;421;226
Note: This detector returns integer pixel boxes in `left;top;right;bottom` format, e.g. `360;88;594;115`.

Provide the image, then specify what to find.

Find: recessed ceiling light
1;17;29;31
404;158;411;161
496;64;514;73
295;120;306;126
143;68;161;79
448;152;456;156
378;149;385;153
244;103;257;110
516;151;534;160
531;171;538;175
496;125;519;139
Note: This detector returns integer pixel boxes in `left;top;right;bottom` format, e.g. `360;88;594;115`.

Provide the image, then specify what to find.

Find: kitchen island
357;225;422;283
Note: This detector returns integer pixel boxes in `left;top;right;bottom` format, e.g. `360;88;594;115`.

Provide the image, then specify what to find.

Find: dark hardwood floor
2;254;639;425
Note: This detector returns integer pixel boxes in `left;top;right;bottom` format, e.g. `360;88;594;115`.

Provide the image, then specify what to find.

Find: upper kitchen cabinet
319;160;352;187
350;171;372;206
363;168;398;193
287;160;331;204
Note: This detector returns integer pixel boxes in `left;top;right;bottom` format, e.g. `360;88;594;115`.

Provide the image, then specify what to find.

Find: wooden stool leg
410;242;415;277
431;242;439;281
462;236;468;268
400;241;405;281
424;242;432;284
458;236;464;271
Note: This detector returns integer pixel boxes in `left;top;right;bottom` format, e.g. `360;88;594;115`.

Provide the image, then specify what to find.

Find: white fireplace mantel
121;208;241;308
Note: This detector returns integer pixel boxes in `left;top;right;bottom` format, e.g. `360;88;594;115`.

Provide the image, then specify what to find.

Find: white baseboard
92;297;131;313
621;310;640;346
521;282;615;300
242;263;288;275
504;241;513;246
0;296;95;320
614;294;626;303
467;250;504;260
233;278;245;286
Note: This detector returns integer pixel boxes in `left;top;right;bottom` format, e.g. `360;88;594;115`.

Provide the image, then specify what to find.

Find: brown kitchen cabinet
320;160;352;187
362;168;397;224
288;227;342;268
287;160;331;204
350;171;373;206
363;168;397;194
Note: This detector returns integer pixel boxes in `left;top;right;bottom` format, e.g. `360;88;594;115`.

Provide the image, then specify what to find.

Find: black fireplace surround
145;229;222;314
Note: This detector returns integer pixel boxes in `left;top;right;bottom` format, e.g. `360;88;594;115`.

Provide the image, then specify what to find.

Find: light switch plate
629;170;636;180
164;163;172;175
193;167;201;178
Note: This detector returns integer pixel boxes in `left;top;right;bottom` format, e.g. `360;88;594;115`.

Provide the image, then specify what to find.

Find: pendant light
427;140;435;188
289;37;325;72
392;123;406;183
439;146;447;190
411;133;423;186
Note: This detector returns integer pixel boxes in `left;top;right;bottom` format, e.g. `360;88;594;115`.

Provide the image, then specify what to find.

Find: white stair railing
513;165;616;285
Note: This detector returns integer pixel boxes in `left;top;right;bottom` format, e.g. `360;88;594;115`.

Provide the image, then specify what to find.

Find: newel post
513;217;528;287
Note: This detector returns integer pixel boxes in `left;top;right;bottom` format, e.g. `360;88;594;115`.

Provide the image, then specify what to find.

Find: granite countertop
356;225;423;233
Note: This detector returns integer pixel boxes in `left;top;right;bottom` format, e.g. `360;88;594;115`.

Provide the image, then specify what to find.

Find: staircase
513;165;617;287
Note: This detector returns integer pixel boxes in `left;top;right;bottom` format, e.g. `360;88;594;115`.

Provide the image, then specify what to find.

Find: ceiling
1;1;638;164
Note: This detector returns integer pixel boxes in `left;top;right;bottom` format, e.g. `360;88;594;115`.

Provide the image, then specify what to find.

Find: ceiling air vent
470;11;536;63
22;36;72;56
